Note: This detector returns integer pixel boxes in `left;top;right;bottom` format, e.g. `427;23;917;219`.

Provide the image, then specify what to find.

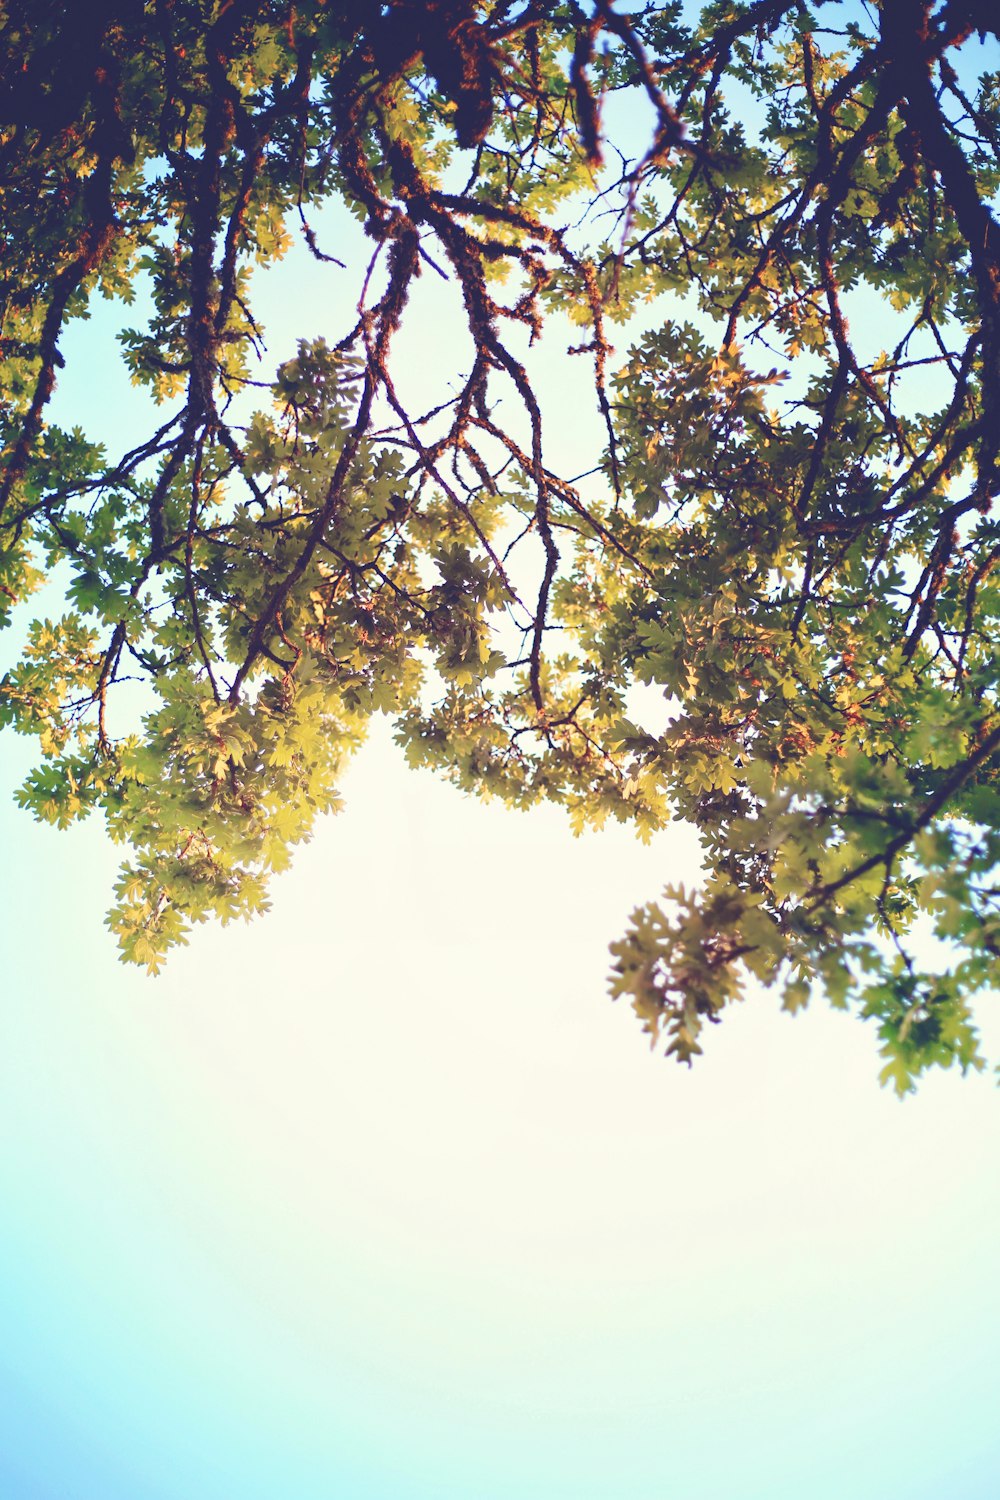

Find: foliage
1;0;999;1089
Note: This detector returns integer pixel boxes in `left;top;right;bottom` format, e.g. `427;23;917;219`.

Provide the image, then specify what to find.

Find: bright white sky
3;710;999;1498
2;78;1000;1498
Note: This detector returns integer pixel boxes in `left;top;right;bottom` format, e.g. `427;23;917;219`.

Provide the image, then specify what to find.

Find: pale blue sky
3;700;999;1497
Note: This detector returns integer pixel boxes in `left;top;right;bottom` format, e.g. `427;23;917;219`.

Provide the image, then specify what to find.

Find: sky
2;29;1000;1500
3;715;1000;1500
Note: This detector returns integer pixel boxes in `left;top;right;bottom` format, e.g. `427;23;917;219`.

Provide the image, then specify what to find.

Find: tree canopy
1;0;999;1089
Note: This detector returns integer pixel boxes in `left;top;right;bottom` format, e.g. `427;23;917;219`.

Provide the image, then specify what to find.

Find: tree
1;0;998;1089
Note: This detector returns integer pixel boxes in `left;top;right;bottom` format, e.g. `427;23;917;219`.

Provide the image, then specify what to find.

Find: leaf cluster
1;0;999;1088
